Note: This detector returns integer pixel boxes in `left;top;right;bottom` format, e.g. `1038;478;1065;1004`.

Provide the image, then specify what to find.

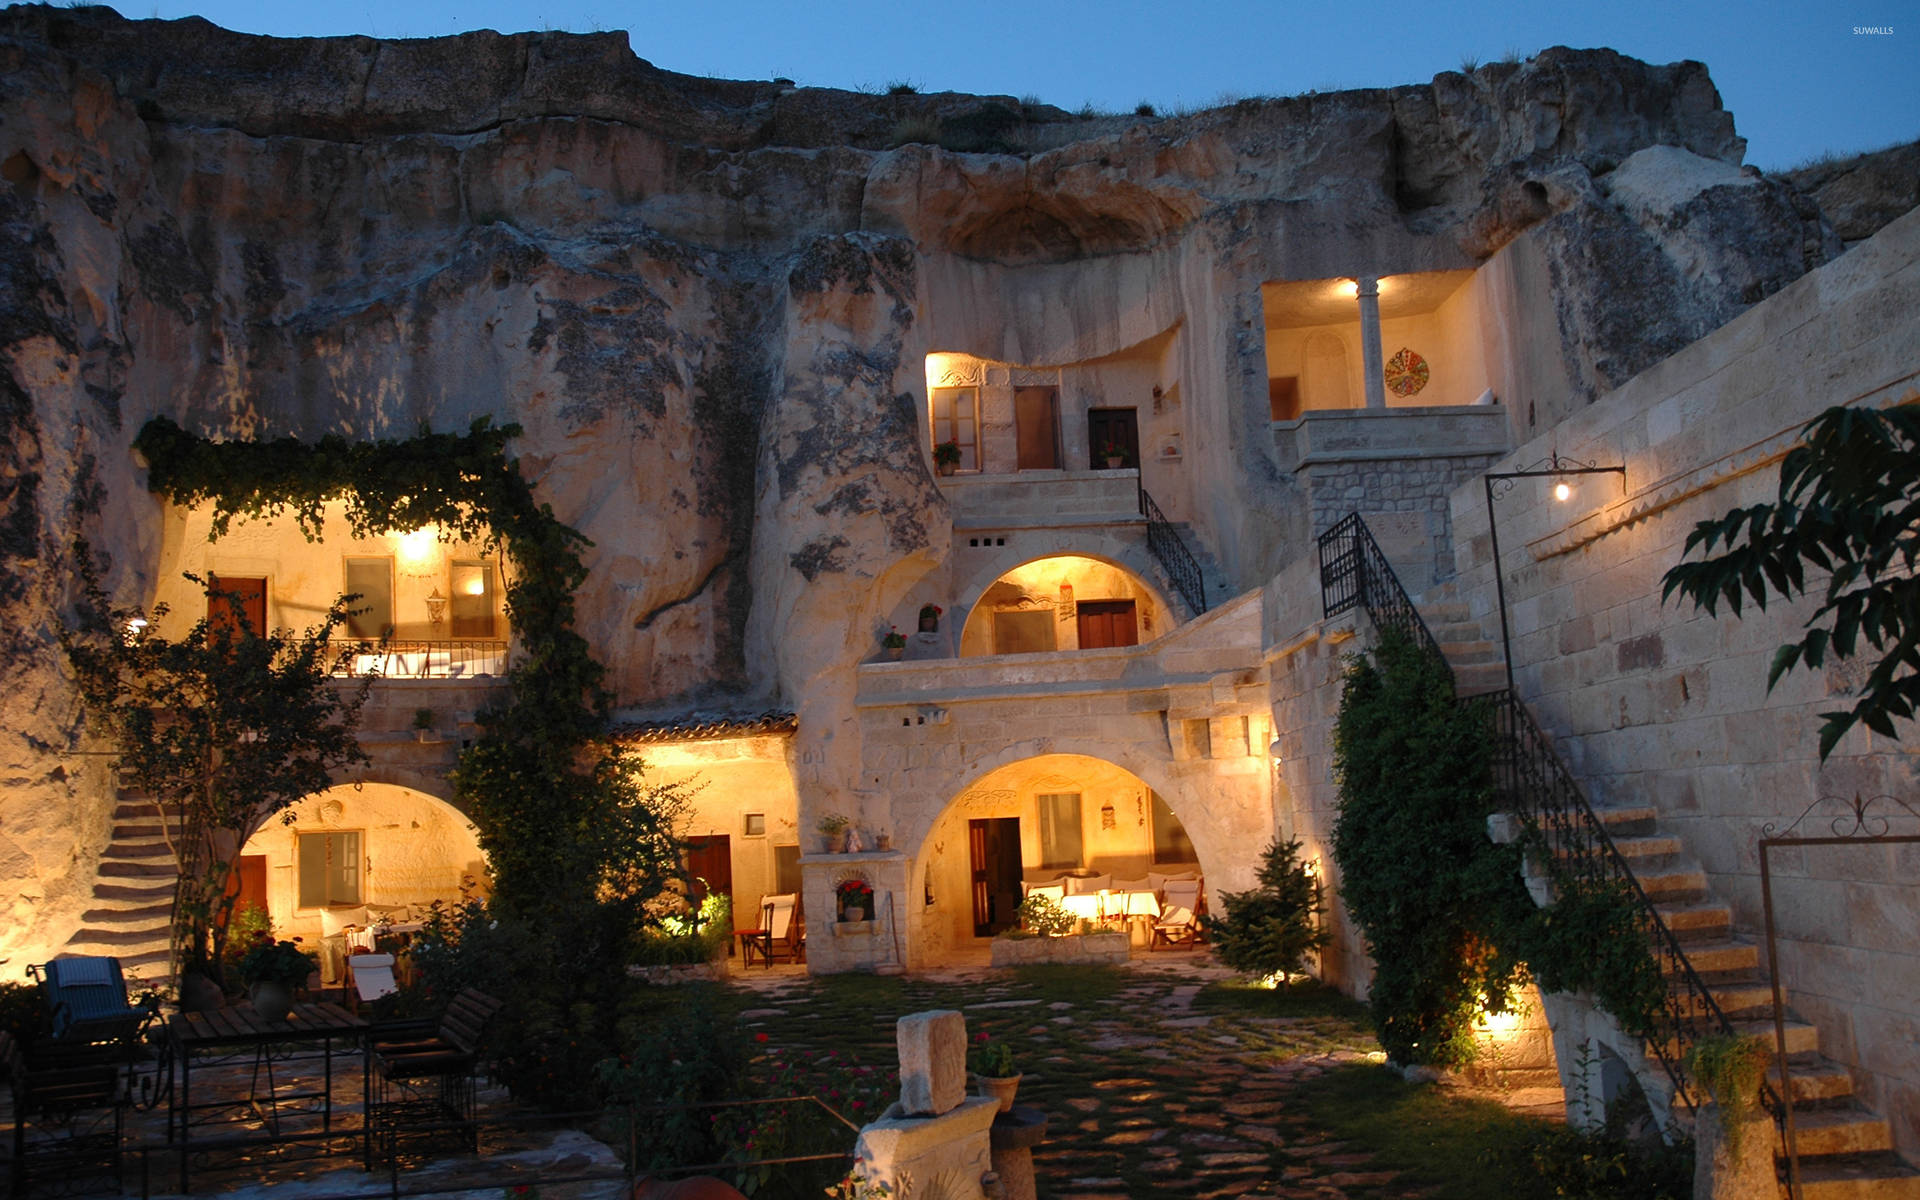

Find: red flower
755;1033;769;1043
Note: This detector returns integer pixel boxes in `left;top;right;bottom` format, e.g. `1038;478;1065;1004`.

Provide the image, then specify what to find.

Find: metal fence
325;640;509;680
1138;486;1208;616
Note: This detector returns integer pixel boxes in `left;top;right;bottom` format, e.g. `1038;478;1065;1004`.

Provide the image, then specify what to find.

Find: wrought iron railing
1316;511;1768;1121
1138;486;1208;615
326;639;509;680
1316;513;1443;664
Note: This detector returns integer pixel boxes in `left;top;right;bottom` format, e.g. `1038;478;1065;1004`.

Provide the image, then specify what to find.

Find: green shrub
1205;837;1329;983
631;893;732;966
1331;630;1532;1066
0;982;50;1044
1012;893;1074;937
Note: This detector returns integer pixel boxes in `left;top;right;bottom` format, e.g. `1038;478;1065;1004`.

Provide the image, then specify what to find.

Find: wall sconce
1268;739;1285;762
425;587;447;627
1100;798;1117;830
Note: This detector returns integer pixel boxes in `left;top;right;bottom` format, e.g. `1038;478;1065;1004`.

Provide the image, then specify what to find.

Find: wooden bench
368;989;503;1155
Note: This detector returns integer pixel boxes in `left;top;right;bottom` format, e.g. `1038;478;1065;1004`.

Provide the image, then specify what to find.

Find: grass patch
1007;963;1129;1006
1194;978;1368;1020
1288;1064;1551;1199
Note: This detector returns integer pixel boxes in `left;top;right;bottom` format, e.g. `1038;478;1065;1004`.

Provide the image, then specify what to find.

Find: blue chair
31;956;159;1047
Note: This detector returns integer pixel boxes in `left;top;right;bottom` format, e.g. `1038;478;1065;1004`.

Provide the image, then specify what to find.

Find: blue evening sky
133;0;1915;170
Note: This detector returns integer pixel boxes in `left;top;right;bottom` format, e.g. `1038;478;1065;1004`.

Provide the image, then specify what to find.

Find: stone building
1;7;1916;1185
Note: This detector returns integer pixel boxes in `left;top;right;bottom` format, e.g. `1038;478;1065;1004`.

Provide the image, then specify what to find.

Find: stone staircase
1595;805;1920;1198
61;793;176;982
1160;520;1236;617
1411;587;1919;1195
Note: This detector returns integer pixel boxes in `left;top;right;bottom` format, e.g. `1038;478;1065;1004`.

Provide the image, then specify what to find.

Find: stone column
1356;276;1386;410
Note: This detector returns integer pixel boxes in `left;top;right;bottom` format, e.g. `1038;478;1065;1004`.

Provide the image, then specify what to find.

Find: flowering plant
968;1032;1017;1078
918;603;942;621
817;812;851;834
932;441;961;467
835;878;874;904
238;936;317;988
881;627;906;650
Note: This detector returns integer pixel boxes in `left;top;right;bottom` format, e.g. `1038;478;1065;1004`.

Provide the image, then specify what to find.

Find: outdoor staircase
1593;805;1920;1198
1321;513;1920;1198
1159;519;1235;617
61;792;176;982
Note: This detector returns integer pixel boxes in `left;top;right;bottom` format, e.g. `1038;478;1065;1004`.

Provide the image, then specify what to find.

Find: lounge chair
347;953;398;1008
1150;879;1206;950
31;956;158;1048
741;894;804;967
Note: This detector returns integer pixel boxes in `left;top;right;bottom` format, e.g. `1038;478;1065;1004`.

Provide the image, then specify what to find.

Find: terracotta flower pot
974;1072;1022;1113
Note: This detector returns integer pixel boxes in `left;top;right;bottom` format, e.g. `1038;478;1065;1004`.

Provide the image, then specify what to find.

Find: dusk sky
132;0;1915;171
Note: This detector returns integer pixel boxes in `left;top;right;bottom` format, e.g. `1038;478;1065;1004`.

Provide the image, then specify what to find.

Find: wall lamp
1483;453;1626;693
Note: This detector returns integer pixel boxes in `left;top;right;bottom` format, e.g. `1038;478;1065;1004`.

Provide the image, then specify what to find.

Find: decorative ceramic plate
1385;348;1429;396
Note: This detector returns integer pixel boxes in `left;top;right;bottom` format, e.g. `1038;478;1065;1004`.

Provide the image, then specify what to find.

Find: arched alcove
956;554;1174;657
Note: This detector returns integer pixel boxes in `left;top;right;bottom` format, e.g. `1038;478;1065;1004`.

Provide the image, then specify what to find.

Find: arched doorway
913;754;1203;963
234;783;487;982
957;555;1173;657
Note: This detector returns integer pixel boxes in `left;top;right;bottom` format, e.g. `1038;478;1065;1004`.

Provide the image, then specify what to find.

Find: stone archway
954;551;1176;657
235;782;487;973
906;753;1208;966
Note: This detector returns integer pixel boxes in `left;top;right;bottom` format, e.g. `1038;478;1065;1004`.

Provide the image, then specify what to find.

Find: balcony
942;469;1144;532
1270;404;1509;471
325;638;509;680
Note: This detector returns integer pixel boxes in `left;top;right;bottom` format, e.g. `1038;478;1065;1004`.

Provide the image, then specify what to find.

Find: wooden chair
1150;879;1207;950
740;894;804;967
369;988;503;1154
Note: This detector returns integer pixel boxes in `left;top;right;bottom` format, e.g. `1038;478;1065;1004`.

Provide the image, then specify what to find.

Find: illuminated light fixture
397;527;437;563
1268;738;1285;762
1553;480;1572;502
125;617;149;636
425;587;447;627
462;575;486;596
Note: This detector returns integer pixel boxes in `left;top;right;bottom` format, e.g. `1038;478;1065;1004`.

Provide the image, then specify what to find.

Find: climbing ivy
132;416;666;925
1331;629;1534;1067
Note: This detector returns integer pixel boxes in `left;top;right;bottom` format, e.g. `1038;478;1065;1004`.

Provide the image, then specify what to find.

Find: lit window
1036;793;1083;870
343;558;393;639
450;560;496;638
297;831;362;908
931;387;980;471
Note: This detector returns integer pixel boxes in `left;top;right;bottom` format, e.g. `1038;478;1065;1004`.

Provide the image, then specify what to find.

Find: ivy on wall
1330;628;1667;1065
133;416;645;924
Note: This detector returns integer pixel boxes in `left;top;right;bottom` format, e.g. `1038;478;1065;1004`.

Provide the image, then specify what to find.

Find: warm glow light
1333;279;1358;299
462;576;486;596
397;528;437;563
1475;994;1525;1038
1553;481;1572;502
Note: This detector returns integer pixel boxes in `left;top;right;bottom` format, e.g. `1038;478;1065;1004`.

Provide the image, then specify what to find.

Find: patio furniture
5;1029;129;1197
31;956;159;1048
1150;878;1206;950
166;1001;368;1192
739;895;804;968
346;954;398;1007
369;988;502;1155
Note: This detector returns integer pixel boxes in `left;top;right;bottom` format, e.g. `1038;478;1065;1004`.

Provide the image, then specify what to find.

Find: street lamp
1483;453;1626;694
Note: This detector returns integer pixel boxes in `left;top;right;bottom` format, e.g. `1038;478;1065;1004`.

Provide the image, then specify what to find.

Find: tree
1661;404;1920;759
60;542;371;983
1204;837;1330;984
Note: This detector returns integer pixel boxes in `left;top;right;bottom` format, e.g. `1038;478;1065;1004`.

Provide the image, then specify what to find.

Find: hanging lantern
1100;798;1117;830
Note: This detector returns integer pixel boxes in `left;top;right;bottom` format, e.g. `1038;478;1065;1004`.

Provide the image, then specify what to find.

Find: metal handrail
1316;511;1771;1121
325;639;509;680
1138;486;1208;615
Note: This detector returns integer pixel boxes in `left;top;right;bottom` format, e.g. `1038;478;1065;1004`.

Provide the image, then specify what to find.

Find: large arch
235;782;487;977
905;752;1215;965
951;547;1180;655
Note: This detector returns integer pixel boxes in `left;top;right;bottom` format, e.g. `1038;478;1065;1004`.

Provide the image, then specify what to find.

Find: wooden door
206;575;267;637
1076;600;1139;649
1087;408;1140;470
968;817;1023;936
683;835;733;909
221;853;269;925
1014;387;1060;470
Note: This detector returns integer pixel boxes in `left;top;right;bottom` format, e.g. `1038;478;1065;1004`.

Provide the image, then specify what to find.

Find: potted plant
932;441;961;476
412;706;435;742
835;877;875;922
1101;440;1127;469
817;812;852;853
237;935;317;1021
968;1032;1021;1112
918;603;942;633
881;627;906;661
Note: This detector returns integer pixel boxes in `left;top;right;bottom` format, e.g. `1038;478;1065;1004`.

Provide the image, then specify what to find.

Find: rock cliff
0;4;1867;964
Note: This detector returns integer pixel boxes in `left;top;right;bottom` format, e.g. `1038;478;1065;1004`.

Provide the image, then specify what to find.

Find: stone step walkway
62;792;177;978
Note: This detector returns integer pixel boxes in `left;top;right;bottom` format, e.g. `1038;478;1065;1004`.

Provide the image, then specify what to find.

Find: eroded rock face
0;8;1869;964
1786;140;1920;245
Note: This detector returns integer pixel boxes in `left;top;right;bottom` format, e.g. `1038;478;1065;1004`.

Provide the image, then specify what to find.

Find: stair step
70;925;170;946
1654;899;1733;939
99;861;180;878
1773;1060;1858;1104
1419;602;1473;624
101;839;174;860
1794;1151;1920;1199
1631;865;1708;901
80;901;173;924
59;941;170;970
110;823;169;840
1593;803;1658;829
1608;834;1683;860
1660;939;1759;975
111;804;163;820
1733;1018;1822;1057
1791;1108;1895;1157
1704;981;1778;1018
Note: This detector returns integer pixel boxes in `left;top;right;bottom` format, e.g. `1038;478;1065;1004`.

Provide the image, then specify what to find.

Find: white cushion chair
1151;878;1206;950
1063;874;1112;896
346;953;398;1005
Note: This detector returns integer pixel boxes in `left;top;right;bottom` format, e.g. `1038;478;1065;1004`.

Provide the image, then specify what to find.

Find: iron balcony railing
1315;510;1770;1121
1138;485;1208;615
325;639;509;680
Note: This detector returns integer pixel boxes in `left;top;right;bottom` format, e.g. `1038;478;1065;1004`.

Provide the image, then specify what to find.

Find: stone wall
1444;209;1920;1156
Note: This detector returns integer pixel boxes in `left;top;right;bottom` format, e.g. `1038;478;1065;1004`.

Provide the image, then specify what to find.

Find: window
774;844;803;897
992;609;1056;654
742;813;767;837
297;831;362;908
450;560;496;638
931;387;980;471
1151;791;1196;865
343;558;393;639
1036;793;1083;870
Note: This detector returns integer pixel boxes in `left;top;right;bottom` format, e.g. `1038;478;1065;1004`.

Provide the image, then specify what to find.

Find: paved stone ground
729;952;1552;1199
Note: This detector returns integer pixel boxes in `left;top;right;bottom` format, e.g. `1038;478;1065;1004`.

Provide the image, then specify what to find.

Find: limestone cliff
0;4;1856;964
